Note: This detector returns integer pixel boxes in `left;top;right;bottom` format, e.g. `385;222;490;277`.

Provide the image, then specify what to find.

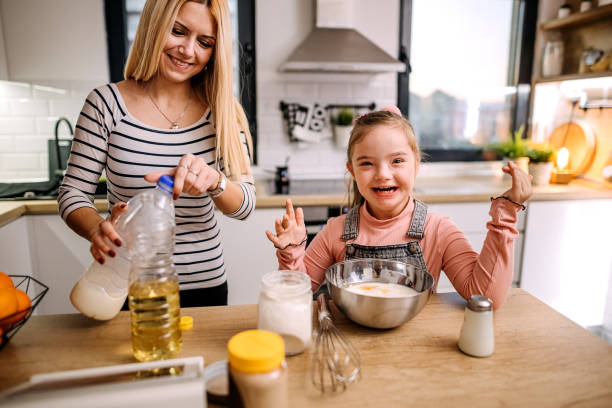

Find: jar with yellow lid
227;330;288;408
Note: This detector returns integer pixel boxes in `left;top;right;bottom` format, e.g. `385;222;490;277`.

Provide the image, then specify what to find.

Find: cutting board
548;121;597;175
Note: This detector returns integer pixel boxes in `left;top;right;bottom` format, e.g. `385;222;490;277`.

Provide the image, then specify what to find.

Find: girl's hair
346;110;421;208
124;0;253;180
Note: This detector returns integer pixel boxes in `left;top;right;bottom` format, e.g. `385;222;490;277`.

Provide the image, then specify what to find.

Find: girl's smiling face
347;124;419;220
159;1;216;83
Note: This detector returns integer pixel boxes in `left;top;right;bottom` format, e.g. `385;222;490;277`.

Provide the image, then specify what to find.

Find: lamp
551;146;572;184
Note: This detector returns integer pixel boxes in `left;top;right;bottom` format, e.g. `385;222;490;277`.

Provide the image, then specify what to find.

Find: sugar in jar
228;329;288;408
257;270;312;356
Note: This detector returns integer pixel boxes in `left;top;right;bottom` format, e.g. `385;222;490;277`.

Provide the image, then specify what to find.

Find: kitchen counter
1;289;611;406
1;177;611;227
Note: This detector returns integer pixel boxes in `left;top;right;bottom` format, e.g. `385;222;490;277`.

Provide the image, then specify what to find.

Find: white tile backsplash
0;117;36;134
0;79;93;180
10;99;49;116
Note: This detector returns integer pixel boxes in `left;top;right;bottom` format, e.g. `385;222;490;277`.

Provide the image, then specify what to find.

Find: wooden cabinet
521;199;612;327
533;1;612;83
427;202;526;293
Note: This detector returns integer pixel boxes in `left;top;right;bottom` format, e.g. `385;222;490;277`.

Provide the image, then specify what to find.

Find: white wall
0;10;8;80
0;0;108;82
0;0;108;181
256;0;400;177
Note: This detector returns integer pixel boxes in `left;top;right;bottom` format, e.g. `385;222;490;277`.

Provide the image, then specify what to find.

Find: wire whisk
311;293;361;393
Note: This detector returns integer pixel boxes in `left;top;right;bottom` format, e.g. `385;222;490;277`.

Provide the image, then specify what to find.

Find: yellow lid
180;316;193;330
227;330;284;374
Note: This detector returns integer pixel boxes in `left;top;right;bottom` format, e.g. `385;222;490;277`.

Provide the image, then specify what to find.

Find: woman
57;0;255;307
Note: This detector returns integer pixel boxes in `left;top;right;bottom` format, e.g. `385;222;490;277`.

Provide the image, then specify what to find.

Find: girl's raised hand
145;153;220;200
501;161;533;205
265;199;307;250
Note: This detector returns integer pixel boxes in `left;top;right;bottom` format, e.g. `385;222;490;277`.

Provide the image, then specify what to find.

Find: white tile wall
0;79;92;181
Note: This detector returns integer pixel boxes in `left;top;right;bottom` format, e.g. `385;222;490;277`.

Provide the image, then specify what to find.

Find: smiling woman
57;0;256;308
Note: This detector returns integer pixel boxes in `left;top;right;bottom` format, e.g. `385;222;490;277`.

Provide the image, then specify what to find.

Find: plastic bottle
458;295;494;357
125;175;181;362
70;175;175;321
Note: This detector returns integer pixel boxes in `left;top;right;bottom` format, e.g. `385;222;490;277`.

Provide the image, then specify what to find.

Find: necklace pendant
171;123;179;130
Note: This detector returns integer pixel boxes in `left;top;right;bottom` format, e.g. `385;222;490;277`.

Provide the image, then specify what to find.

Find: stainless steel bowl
325;258;435;329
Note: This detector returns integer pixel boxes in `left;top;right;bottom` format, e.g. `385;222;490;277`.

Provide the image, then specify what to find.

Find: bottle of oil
126;175;181;361
129;260;181;361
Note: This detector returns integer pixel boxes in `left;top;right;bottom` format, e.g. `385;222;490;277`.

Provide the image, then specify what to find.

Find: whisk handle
316;292;331;322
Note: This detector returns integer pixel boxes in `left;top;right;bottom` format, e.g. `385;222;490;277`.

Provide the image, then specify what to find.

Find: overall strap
341;206;360;241
406;199;428;239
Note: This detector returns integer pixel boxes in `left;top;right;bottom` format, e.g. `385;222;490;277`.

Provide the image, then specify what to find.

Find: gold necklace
147;88;191;130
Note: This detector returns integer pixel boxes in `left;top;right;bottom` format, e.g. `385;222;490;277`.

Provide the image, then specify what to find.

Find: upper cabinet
533;0;612;84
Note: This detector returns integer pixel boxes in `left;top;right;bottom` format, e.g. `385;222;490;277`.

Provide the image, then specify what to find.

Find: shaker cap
228;330;284;374
467;295;492;312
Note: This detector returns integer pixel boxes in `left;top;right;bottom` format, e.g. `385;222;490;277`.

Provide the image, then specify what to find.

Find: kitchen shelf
540;4;612;31
534;70;612;84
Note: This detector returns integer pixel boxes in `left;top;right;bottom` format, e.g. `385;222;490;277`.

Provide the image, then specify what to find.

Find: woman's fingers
285;199;295;220
265;230;282;247
295;207;304;227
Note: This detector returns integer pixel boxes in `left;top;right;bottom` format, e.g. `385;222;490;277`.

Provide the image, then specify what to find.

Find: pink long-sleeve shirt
277;198;521;309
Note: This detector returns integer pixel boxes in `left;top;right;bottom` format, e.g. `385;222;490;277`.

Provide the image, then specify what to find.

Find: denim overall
341;199;430;276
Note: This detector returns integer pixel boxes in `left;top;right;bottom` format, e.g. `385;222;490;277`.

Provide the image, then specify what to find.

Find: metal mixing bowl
325;258;435;329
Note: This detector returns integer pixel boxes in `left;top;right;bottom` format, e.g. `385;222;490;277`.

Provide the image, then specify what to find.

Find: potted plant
526;142;555;185
333;108;354;148
489;125;530;173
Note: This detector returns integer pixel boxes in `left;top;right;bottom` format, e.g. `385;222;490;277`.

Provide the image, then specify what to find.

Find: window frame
397;0;538;162
103;0;258;164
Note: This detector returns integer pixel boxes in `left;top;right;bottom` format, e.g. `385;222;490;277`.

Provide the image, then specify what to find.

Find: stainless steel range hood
280;0;405;73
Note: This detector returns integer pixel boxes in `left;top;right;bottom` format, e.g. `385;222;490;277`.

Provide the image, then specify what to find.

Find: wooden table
1;289;611;407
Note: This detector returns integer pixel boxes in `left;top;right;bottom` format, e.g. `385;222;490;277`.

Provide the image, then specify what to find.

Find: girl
58;0;254;307
266;107;532;308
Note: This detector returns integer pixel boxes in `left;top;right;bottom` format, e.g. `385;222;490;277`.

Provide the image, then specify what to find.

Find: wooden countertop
1;177;611;226
1;289;611;406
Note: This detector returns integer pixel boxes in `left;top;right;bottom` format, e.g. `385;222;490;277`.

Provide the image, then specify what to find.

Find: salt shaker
458;295;494;357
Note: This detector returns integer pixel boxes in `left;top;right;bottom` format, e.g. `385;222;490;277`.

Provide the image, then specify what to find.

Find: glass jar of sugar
257;270;313;356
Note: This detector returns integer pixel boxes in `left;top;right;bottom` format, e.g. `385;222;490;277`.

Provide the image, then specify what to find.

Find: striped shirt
58;83;256;290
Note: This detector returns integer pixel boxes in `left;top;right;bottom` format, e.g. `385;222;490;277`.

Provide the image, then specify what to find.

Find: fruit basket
0;275;48;350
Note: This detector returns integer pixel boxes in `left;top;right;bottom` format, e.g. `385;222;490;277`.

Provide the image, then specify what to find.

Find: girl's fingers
295;207;304;227
265;230;281;247
99;221;120;252
91;233;112;257
286;199;295;220
274;219;284;235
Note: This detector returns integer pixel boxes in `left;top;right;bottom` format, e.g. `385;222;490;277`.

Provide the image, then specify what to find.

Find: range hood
280;0;406;73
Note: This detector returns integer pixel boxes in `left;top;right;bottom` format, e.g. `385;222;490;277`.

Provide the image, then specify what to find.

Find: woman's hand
265;199;307;250
502;161;533;205
145;153;220;200
88;202;128;264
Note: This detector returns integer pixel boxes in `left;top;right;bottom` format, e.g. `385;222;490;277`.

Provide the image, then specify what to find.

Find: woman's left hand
145;153;220;200
501;161;533;205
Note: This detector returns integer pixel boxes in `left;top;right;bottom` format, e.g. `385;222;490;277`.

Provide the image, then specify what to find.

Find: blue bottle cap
157;174;175;194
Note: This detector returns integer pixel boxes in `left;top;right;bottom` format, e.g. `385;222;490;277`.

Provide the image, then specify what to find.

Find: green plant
335;108;354;127
489;125;529;159
526;146;554;163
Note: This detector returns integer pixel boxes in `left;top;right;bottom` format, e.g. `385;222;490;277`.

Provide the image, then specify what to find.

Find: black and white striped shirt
58;84;256;290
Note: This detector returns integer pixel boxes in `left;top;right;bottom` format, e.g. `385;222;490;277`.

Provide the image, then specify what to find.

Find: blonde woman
58;0;255;307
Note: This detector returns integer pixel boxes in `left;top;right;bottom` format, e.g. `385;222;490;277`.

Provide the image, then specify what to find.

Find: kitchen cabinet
217;208;285;305
0;216;35;281
427;202;526;293
521;199;612;328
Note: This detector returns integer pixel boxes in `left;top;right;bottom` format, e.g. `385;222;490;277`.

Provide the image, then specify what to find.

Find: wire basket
0;275;48;350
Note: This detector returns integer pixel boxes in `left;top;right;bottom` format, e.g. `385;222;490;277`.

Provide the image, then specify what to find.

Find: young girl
265;107;532;309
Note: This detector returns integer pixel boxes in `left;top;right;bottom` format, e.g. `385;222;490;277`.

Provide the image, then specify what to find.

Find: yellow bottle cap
227;330;284;374
180;316;193;330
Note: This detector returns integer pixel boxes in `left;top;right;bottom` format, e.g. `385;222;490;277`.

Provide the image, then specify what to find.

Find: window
104;0;257;163
398;0;537;161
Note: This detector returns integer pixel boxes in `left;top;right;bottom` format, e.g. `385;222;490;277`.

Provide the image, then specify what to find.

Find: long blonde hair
124;0;253;180
346;111;421;208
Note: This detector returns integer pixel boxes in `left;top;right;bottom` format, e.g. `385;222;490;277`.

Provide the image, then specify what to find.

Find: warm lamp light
556;147;569;170
551;147;572;184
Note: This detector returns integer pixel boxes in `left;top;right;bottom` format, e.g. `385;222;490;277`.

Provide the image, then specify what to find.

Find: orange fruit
0;272;14;289
0;288;18;330
10;289;31;325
